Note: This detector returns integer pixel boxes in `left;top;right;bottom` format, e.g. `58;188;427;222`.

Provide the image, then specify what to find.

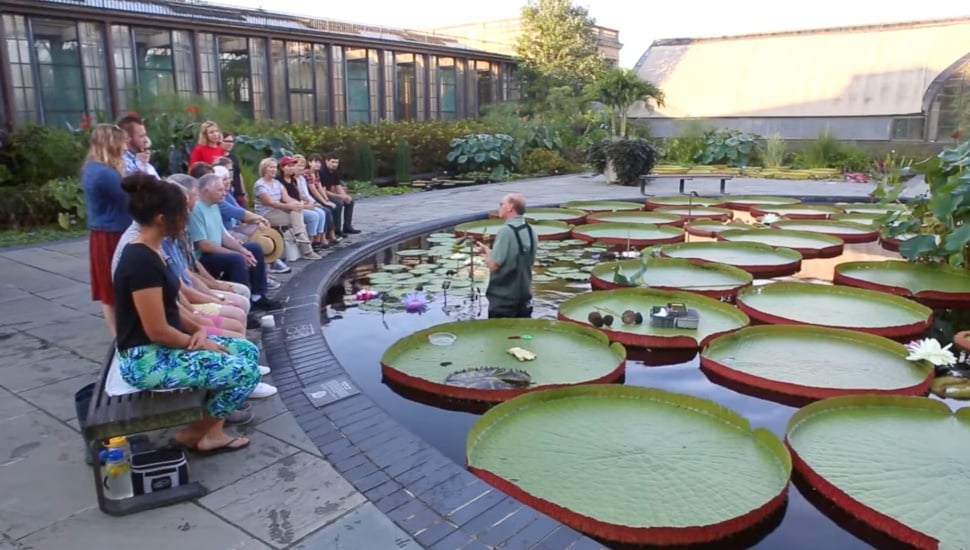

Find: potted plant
586;68;664;185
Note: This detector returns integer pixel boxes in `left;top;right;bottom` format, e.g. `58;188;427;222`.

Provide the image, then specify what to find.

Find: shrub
587;138;658;185
45;177;86;229
446;133;521;178
763;133;785;168
695;128;761;167
517;148;572;175
0;185;60;229
802;130;844;168
354;141;376;183
394;140;412;184
0;125;85;187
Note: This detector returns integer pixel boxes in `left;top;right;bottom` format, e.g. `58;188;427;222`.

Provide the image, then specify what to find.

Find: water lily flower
619;250;639;259
904;338;956;366
760;213;781;225
402;291;429;314
355;288;378;301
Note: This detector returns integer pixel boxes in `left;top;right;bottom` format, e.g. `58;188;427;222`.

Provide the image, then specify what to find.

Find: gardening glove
507;347;536;362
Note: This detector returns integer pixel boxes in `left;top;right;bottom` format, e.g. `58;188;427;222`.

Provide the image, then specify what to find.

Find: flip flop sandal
192;437;250;456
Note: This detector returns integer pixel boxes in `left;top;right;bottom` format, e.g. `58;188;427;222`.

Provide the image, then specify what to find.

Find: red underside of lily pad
785;441;940;549
734;301;933;340
660;253;802;279
379;361;626;403
468;465;789;545
833;272;970;310
700;356;934;407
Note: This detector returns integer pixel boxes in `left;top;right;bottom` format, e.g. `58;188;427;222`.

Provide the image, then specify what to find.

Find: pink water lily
402;291;429;314
356;288;379;301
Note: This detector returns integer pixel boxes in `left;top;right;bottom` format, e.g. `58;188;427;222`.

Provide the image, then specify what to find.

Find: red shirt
189;144;226;166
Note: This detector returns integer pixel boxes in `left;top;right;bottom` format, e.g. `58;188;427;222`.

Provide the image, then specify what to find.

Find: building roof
631;17;970;118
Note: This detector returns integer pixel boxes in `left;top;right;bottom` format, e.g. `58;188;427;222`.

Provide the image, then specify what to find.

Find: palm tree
590;68;665;139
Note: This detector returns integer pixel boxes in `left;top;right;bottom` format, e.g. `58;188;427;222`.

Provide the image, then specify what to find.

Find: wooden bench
640;174;734;195
82;347;207;516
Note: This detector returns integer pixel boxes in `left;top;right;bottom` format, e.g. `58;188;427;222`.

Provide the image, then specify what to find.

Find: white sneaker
249;382;278;399
258;365;271;376
266;277;282;290
269;260;292;274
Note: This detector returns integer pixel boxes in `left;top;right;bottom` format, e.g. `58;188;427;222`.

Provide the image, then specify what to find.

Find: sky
224;0;969;68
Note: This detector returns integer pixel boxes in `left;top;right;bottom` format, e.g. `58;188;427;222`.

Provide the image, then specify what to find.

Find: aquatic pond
320;207;961;549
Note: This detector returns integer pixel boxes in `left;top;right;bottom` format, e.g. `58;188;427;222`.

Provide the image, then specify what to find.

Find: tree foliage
588;68;665;139
516;0;605;106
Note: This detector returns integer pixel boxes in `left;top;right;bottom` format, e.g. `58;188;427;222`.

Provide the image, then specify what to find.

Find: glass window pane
395;52;415;121
345;47;370;125
171;30;194;98
438;57;456;121
4;15;37;123
476;60;493;114
934;59;970;141
313;44;330;125
133;27;175;102
31;18;85;128
331;45;345;124
219;35;251;115
111;25;136;112
249;37;268;120
197;32;219;103
290;93;313;123
78;22;108;116
269;40;287;120
287;42;312;90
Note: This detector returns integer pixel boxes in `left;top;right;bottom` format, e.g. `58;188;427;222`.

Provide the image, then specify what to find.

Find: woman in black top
114;174;259;454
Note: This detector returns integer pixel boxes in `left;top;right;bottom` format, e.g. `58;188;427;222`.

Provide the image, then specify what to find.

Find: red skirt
89;229;123;305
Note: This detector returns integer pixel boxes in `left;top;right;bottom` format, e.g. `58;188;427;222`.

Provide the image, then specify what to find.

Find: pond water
321;211;950;549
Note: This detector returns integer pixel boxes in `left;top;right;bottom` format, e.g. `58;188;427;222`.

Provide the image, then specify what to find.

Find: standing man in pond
475;193;537;318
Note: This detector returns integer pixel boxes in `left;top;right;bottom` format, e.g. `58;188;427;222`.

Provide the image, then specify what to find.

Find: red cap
278;156;297;166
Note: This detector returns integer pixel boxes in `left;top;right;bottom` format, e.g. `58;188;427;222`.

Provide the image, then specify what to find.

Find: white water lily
759;213;781;225
904;338;957;366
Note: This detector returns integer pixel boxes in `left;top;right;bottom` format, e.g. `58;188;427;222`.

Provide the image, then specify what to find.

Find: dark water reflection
323;231;934;550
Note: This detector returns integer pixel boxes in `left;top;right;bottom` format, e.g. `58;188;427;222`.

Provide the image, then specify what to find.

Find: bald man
475;193;538;318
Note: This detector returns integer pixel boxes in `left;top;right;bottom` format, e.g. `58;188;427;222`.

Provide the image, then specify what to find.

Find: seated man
317;152;360;236
189;174;280;311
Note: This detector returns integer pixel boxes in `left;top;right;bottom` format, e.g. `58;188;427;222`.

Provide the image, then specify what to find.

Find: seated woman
114;173;259;453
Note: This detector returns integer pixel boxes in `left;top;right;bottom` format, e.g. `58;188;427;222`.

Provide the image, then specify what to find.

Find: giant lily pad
654;206;734;222
660;241;803;278
683;220;751;238
570;222;684;247
454;219;572;241
736;282;933;339
644;195;725;210
560;200;644;213
586;210;684;227
749;204;843;220
833;212;882;226
770;219;880;243
381;319;625;402
558;287;750;348
589;257;752;299
701;325;934;405
786;395;970;549
487;207;587;224
879;233;915;253
834;202;908;215
721;196;802;211
834;260;970;309
717;228;844;259
467;385;792;545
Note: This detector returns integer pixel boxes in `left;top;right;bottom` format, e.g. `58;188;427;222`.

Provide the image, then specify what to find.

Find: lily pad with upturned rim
770;220;880;243
486;207;588;224
785;395;970;550
833;212;882;226
834;202;908;215
560;200;644;213
721;196;802;211
466;385;792;545
586;211;685;227
381;319;626;402
879;233;915;253
643;195;725;210
683;220;752;238
749;204;844;220
834;260;970;309
558;287;750;349
589;257;752;299
736;282;933;339
717;228;844;259
660;241;803;278
454;219;572;241
701;325;934;405
570;222;684;247
654;206;734;222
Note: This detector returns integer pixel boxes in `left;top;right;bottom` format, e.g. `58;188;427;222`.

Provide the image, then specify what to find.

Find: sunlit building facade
0;0;518;128
632;17;970;142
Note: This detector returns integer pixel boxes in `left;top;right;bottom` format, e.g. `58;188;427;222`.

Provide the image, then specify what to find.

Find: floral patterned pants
118;336;260;418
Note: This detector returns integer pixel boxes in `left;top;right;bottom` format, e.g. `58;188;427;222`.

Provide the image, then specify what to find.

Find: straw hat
250;228;284;263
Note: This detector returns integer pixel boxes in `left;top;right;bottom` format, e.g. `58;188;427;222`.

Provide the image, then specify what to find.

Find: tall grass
763;133;785;168
803;130;843;168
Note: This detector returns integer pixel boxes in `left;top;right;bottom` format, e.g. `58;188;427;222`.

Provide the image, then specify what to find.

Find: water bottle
99;436;133;500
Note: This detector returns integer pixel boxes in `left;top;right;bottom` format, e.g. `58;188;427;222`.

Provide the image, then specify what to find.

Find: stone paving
0;172;926;549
